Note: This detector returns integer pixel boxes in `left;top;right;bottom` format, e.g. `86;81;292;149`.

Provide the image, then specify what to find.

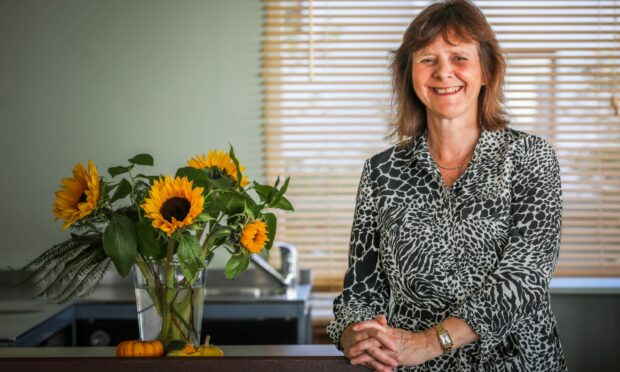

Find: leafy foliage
103;214;137;276
22;234;111;303
24;146;294;303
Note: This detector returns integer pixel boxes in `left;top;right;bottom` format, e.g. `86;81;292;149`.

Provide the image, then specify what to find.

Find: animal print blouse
327;128;567;371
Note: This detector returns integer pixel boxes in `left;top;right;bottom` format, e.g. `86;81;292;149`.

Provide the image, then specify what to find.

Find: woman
326;1;567;371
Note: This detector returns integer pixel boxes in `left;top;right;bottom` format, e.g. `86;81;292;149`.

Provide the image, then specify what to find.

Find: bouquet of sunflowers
23;146;292;345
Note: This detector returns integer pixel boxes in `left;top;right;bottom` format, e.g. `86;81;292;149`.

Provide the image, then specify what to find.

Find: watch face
439;331;453;347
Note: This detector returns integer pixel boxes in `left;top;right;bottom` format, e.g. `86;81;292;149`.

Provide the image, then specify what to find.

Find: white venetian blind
262;0;620;287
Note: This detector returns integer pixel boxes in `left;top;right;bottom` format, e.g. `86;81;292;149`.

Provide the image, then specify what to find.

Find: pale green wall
0;0;263;267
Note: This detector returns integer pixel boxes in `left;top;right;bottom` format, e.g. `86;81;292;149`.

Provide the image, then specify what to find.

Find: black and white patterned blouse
327;128;567;371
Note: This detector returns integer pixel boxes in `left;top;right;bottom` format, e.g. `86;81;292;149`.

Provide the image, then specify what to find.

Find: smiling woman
327;1;567;371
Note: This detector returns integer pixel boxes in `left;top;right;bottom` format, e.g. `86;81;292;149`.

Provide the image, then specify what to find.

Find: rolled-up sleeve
326;159;391;349
450;137;563;362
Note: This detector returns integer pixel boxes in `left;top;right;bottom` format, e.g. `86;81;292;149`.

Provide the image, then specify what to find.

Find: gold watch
434;323;453;354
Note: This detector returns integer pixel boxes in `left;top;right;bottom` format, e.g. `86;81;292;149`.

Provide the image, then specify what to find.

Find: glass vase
132;259;207;346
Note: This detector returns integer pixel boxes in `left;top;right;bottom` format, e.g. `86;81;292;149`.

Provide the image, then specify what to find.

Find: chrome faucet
250;241;297;287
278;242;298;286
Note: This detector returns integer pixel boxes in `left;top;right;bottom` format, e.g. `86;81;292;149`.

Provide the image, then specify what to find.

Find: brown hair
389;0;508;147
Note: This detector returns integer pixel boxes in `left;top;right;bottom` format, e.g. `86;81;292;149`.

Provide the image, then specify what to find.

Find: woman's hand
349;315;441;370
341;316;399;371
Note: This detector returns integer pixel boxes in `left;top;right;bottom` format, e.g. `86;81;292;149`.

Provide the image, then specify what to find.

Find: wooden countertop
0;345;364;372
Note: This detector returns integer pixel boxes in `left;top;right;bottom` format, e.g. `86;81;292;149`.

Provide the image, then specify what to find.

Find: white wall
0;0;263;267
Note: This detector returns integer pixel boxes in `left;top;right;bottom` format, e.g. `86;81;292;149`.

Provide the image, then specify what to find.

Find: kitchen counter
0;274;312;346
0;345;363;372
548;277;620;295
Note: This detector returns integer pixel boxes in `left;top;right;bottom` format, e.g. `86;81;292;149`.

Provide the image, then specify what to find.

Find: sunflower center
78;192;87;204
160;197;191;223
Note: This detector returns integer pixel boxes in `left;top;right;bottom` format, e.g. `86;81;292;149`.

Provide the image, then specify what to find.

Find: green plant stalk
135;256;154;297
158;239;176;342
200;222;211;253
136;240;203;345
134;255;165;322
127;170;143;221
194;190;215;241
170;288;193;341
200;214;225;253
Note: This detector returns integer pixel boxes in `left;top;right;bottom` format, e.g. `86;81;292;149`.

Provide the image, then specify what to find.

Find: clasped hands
341;314;435;371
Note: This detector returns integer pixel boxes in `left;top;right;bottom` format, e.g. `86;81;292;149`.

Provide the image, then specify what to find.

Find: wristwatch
434;323;453;354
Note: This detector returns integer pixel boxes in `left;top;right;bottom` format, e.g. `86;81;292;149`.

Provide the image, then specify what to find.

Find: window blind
262;0;620;287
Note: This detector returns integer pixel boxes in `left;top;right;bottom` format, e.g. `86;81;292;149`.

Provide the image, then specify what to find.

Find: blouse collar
405;128;504;167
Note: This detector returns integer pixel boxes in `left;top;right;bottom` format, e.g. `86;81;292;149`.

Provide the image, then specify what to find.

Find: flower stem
127;170;142;221
158;239;176;342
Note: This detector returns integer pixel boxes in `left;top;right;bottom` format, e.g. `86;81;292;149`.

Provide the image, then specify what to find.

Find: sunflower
240;220;269;254
187;150;249;187
141;176;204;236
53;160;101;229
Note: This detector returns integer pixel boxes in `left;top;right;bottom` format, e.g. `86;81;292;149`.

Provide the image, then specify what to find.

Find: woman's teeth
432;86;463;94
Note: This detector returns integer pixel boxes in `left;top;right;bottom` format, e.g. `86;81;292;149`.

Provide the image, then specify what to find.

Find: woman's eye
421;59;436;64
455;56;468;61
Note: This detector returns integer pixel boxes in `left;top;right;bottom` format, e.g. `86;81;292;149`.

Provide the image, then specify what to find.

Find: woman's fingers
375;314;388;326
350;351;395;371
341;323;371;355
348;336;383;356
353;319;386;332
350;352;375;365
365;346;399;367
366;328;398;352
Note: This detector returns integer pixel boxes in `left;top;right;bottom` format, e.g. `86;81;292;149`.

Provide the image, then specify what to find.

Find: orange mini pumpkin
116;339;164;357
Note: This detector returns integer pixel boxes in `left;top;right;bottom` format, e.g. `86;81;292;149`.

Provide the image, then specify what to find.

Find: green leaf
228;145;243;188
102;214;137;276
177;234;205;282
269;177;292;210
225;253;250;279
136;220;165;259
128;154;154;166
110;178;132;203
214;190;257;216
279;176;290;196
253;181;276;204
209;175;234;190
204;226;233;252
272;195;294;211
262;213;277;251
204;198;221;218
108;165;133;178
253;177;293;211
195;212;216;223
175;167;213;191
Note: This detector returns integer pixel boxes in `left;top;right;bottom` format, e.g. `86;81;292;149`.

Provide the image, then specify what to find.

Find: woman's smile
430;86;464;95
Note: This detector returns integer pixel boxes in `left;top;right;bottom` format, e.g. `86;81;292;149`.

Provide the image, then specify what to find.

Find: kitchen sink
204;268;289;298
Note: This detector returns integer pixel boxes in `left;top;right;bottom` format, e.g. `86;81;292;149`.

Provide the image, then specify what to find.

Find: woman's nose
433;59;454;80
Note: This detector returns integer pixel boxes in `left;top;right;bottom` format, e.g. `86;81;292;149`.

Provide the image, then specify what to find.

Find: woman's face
411;36;484;124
